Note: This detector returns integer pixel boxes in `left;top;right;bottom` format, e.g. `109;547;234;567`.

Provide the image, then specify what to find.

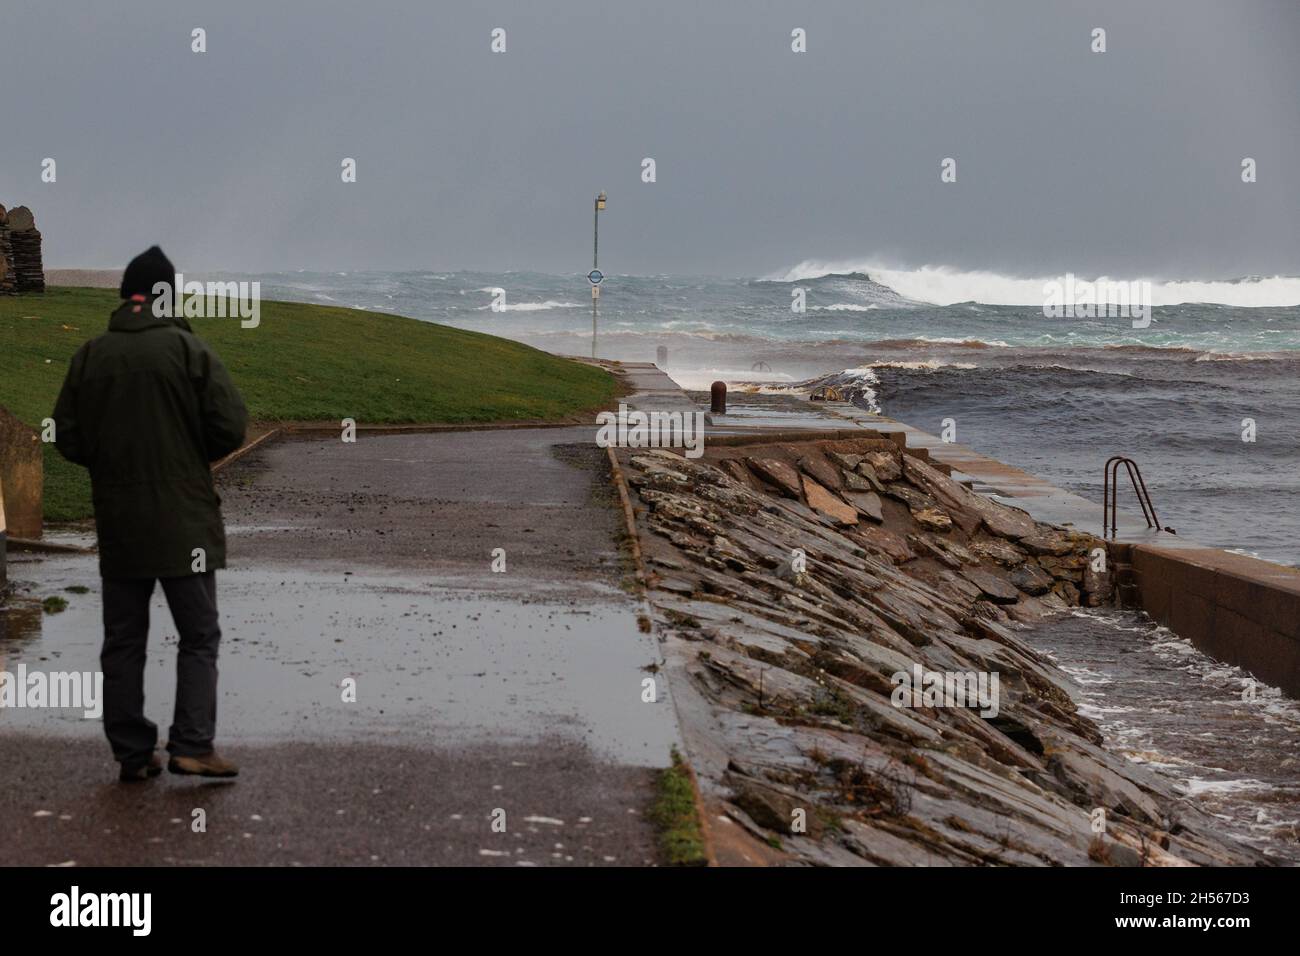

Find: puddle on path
1;555;677;768
1028;608;1300;862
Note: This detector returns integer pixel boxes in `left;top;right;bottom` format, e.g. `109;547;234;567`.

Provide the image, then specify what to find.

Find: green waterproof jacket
53;299;248;578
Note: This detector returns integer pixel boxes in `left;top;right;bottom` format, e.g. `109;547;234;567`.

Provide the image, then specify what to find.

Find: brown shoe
168;752;239;778
120;753;164;783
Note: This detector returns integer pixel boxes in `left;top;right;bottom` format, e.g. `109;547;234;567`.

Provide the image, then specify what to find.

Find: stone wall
0;205;14;295
0;407;43;539
0;204;44;294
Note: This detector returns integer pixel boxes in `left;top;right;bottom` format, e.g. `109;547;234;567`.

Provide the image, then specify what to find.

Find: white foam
1180;777;1273;797
767;260;1300;308
868;359;978;370
474;300;582;312
669;368;799;390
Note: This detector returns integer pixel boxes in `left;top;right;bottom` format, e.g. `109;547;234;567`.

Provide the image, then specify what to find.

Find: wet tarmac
0;429;680;865
1;561;674;763
215;427;628;580
0;735;661;866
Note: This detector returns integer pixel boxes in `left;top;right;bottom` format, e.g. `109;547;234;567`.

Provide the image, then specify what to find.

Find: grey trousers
100;571;222;766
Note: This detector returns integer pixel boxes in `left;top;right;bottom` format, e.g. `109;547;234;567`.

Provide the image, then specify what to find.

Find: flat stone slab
961;567;1021;603
747;457;803;498
801;474;858;526
842;490;883;522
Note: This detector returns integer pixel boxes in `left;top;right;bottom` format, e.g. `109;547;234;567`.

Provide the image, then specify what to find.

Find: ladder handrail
1103;455;1172;538
1107;457;1156;530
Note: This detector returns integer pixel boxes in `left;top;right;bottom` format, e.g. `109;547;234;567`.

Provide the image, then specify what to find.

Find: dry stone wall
0;204;45;294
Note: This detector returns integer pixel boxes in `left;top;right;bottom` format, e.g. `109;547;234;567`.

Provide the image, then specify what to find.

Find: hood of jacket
107;299;194;334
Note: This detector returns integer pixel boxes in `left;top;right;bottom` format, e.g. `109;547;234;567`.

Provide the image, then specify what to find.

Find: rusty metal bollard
710;380;727;415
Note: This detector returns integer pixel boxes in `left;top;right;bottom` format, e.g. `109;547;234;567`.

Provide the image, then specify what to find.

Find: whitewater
765;260;1300;309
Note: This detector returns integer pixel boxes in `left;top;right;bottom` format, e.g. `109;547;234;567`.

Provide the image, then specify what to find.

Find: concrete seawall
1113;543;1300;698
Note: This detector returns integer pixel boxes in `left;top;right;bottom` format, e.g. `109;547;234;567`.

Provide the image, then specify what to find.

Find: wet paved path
0;428;679;866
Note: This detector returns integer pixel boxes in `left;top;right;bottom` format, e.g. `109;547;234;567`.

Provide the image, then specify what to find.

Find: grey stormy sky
2;0;1297;279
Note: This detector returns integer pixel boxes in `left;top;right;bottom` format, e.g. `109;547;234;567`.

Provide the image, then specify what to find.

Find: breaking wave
765;260;1300;308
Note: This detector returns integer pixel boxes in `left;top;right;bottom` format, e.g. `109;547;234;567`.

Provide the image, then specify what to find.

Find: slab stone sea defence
902;454;1036;540
798;454;843;491
619;440;1267;866
826;451;863;471
1038;553;1086;583
841;470;874;493
800;475;858;526
850;524;914;564
718;458;759;490
1009;563;1054;596
851;462;887;492
746;457;803;498
1036;727;1167;825
923;535;979;566
912;507;953;533
971;537;1027;566
840;490;883;523
959;567;1021;604
628;454;691;485
1019;529;1076;556
1052;580;1082;605
932;568;982;603
862;450;902;482
908;534;960;569
882;482;937;512
727;773;826;838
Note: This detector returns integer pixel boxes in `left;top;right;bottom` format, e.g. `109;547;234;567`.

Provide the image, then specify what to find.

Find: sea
235;263;1300;567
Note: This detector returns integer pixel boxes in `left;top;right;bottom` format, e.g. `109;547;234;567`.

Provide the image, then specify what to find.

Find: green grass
648;748;709;866
1;288;618;521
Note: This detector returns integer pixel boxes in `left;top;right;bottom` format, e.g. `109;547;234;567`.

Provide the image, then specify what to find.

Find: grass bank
1;288;618;521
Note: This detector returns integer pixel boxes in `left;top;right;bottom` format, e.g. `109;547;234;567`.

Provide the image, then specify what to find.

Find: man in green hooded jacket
53;246;248;781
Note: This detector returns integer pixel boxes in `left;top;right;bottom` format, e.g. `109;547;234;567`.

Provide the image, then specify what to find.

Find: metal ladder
1103;456;1175;538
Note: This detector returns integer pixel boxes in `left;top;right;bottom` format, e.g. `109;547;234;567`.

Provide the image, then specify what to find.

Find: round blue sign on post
587;270;604;285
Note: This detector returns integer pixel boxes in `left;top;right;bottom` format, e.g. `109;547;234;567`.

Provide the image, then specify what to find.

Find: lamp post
591;191;606;358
